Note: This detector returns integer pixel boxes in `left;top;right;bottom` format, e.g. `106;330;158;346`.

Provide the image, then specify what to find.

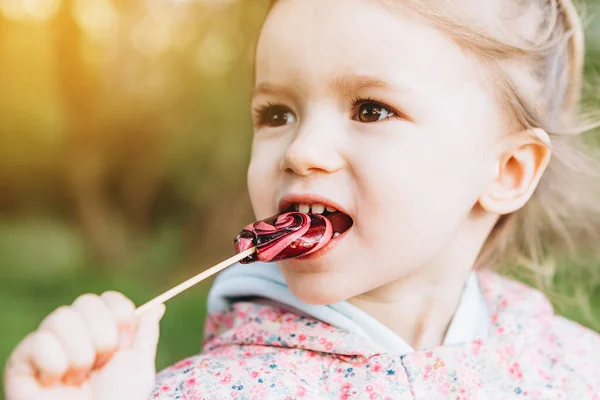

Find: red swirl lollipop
234;212;333;264
135;212;334;315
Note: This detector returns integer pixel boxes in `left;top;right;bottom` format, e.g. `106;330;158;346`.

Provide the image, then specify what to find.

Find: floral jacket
151;271;600;399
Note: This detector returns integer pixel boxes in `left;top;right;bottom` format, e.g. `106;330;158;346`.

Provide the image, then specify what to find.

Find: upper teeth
311;204;325;214
294;203;336;214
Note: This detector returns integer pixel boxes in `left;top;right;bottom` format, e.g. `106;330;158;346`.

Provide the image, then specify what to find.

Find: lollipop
135;211;334;315
235;212;333;264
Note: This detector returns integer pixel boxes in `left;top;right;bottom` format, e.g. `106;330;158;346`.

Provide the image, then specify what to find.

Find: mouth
278;199;354;238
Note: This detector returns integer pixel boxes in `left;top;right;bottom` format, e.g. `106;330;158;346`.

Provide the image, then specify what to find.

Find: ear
479;128;551;215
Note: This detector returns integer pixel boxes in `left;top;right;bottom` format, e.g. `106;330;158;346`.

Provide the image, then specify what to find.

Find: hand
4;291;165;400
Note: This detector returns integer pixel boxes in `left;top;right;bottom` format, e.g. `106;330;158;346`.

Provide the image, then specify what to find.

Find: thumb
133;304;165;366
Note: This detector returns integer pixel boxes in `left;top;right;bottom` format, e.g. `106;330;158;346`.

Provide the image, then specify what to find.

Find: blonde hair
266;0;600;305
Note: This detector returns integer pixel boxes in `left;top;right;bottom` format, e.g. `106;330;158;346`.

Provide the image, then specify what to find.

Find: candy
137;212;335;315
234;212;333;264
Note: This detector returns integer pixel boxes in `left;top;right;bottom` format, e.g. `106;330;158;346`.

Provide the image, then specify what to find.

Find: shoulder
479;270;600;380
537;314;600;396
550;314;600;366
477;270;555;319
479;270;600;344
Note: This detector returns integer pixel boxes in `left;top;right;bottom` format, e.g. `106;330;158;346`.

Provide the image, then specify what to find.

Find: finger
100;291;136;322
39;306;95;384
6;331;69;387
31;332;70;386
100;291;136;347
72;294;119;369
133;304;165;367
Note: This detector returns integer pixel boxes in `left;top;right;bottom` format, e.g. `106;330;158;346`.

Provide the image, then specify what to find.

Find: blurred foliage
0;0;270;262
0;0;600;397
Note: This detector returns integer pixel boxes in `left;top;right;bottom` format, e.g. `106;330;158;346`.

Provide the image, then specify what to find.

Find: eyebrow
332;73;414;96
252;82;299;100
252;73;414;100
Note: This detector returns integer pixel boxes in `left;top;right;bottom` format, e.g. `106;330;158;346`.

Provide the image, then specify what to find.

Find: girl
5;0;600;398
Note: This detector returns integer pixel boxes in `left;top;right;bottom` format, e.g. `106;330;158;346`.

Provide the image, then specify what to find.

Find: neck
348;263;472;349
348;212;496;349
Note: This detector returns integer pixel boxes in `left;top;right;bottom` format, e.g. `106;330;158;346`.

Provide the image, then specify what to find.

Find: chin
280;262;356;305
290;283;347;305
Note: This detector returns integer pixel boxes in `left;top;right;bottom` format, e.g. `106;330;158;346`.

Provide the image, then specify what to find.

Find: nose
280;117;346;176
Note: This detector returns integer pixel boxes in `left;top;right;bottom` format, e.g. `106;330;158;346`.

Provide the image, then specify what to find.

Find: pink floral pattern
151;271;600;399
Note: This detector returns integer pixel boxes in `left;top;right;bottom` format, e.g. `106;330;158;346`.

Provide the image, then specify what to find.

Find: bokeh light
0;0;61;21
73;0;118;43
194;31;237;75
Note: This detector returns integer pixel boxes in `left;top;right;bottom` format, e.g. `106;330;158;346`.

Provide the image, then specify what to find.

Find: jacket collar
203;267;554;360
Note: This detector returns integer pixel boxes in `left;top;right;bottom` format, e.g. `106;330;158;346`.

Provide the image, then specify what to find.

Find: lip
278;193;352;216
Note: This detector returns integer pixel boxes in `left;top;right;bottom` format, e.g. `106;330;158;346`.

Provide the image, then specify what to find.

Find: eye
353;100;397;123
254;104;297;127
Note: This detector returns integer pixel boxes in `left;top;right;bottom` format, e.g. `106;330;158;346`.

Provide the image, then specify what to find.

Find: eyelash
252;97;404;128
252;103;269;122
252;102;291;127
349;96;403;122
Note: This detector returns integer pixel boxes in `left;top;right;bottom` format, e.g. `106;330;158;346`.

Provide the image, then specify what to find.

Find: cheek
247;142;281;219
359;130;490;205
354;130;493;262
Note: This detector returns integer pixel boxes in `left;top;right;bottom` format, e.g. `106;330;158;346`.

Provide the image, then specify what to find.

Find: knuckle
101;290;123;298
33;333;57;354
90;318;119;345
42;306;76;328
31;332;69;369
54;305;75;319
72;293;100;308
101;291;135;314
101;290;130;303
35;330;56;344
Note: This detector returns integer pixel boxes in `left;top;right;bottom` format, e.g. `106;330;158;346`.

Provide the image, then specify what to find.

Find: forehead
255;0;482;93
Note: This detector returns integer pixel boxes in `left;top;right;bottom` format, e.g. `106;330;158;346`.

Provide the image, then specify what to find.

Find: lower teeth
333;232;340;238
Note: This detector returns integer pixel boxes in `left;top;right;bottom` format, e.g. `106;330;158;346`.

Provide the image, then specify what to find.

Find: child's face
247;0;504;304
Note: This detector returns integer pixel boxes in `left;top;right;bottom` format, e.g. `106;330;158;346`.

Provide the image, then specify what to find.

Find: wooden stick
135;247;256;316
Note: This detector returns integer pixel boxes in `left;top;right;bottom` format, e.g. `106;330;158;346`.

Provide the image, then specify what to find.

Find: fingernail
61;367;89;386
94;349;117;369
